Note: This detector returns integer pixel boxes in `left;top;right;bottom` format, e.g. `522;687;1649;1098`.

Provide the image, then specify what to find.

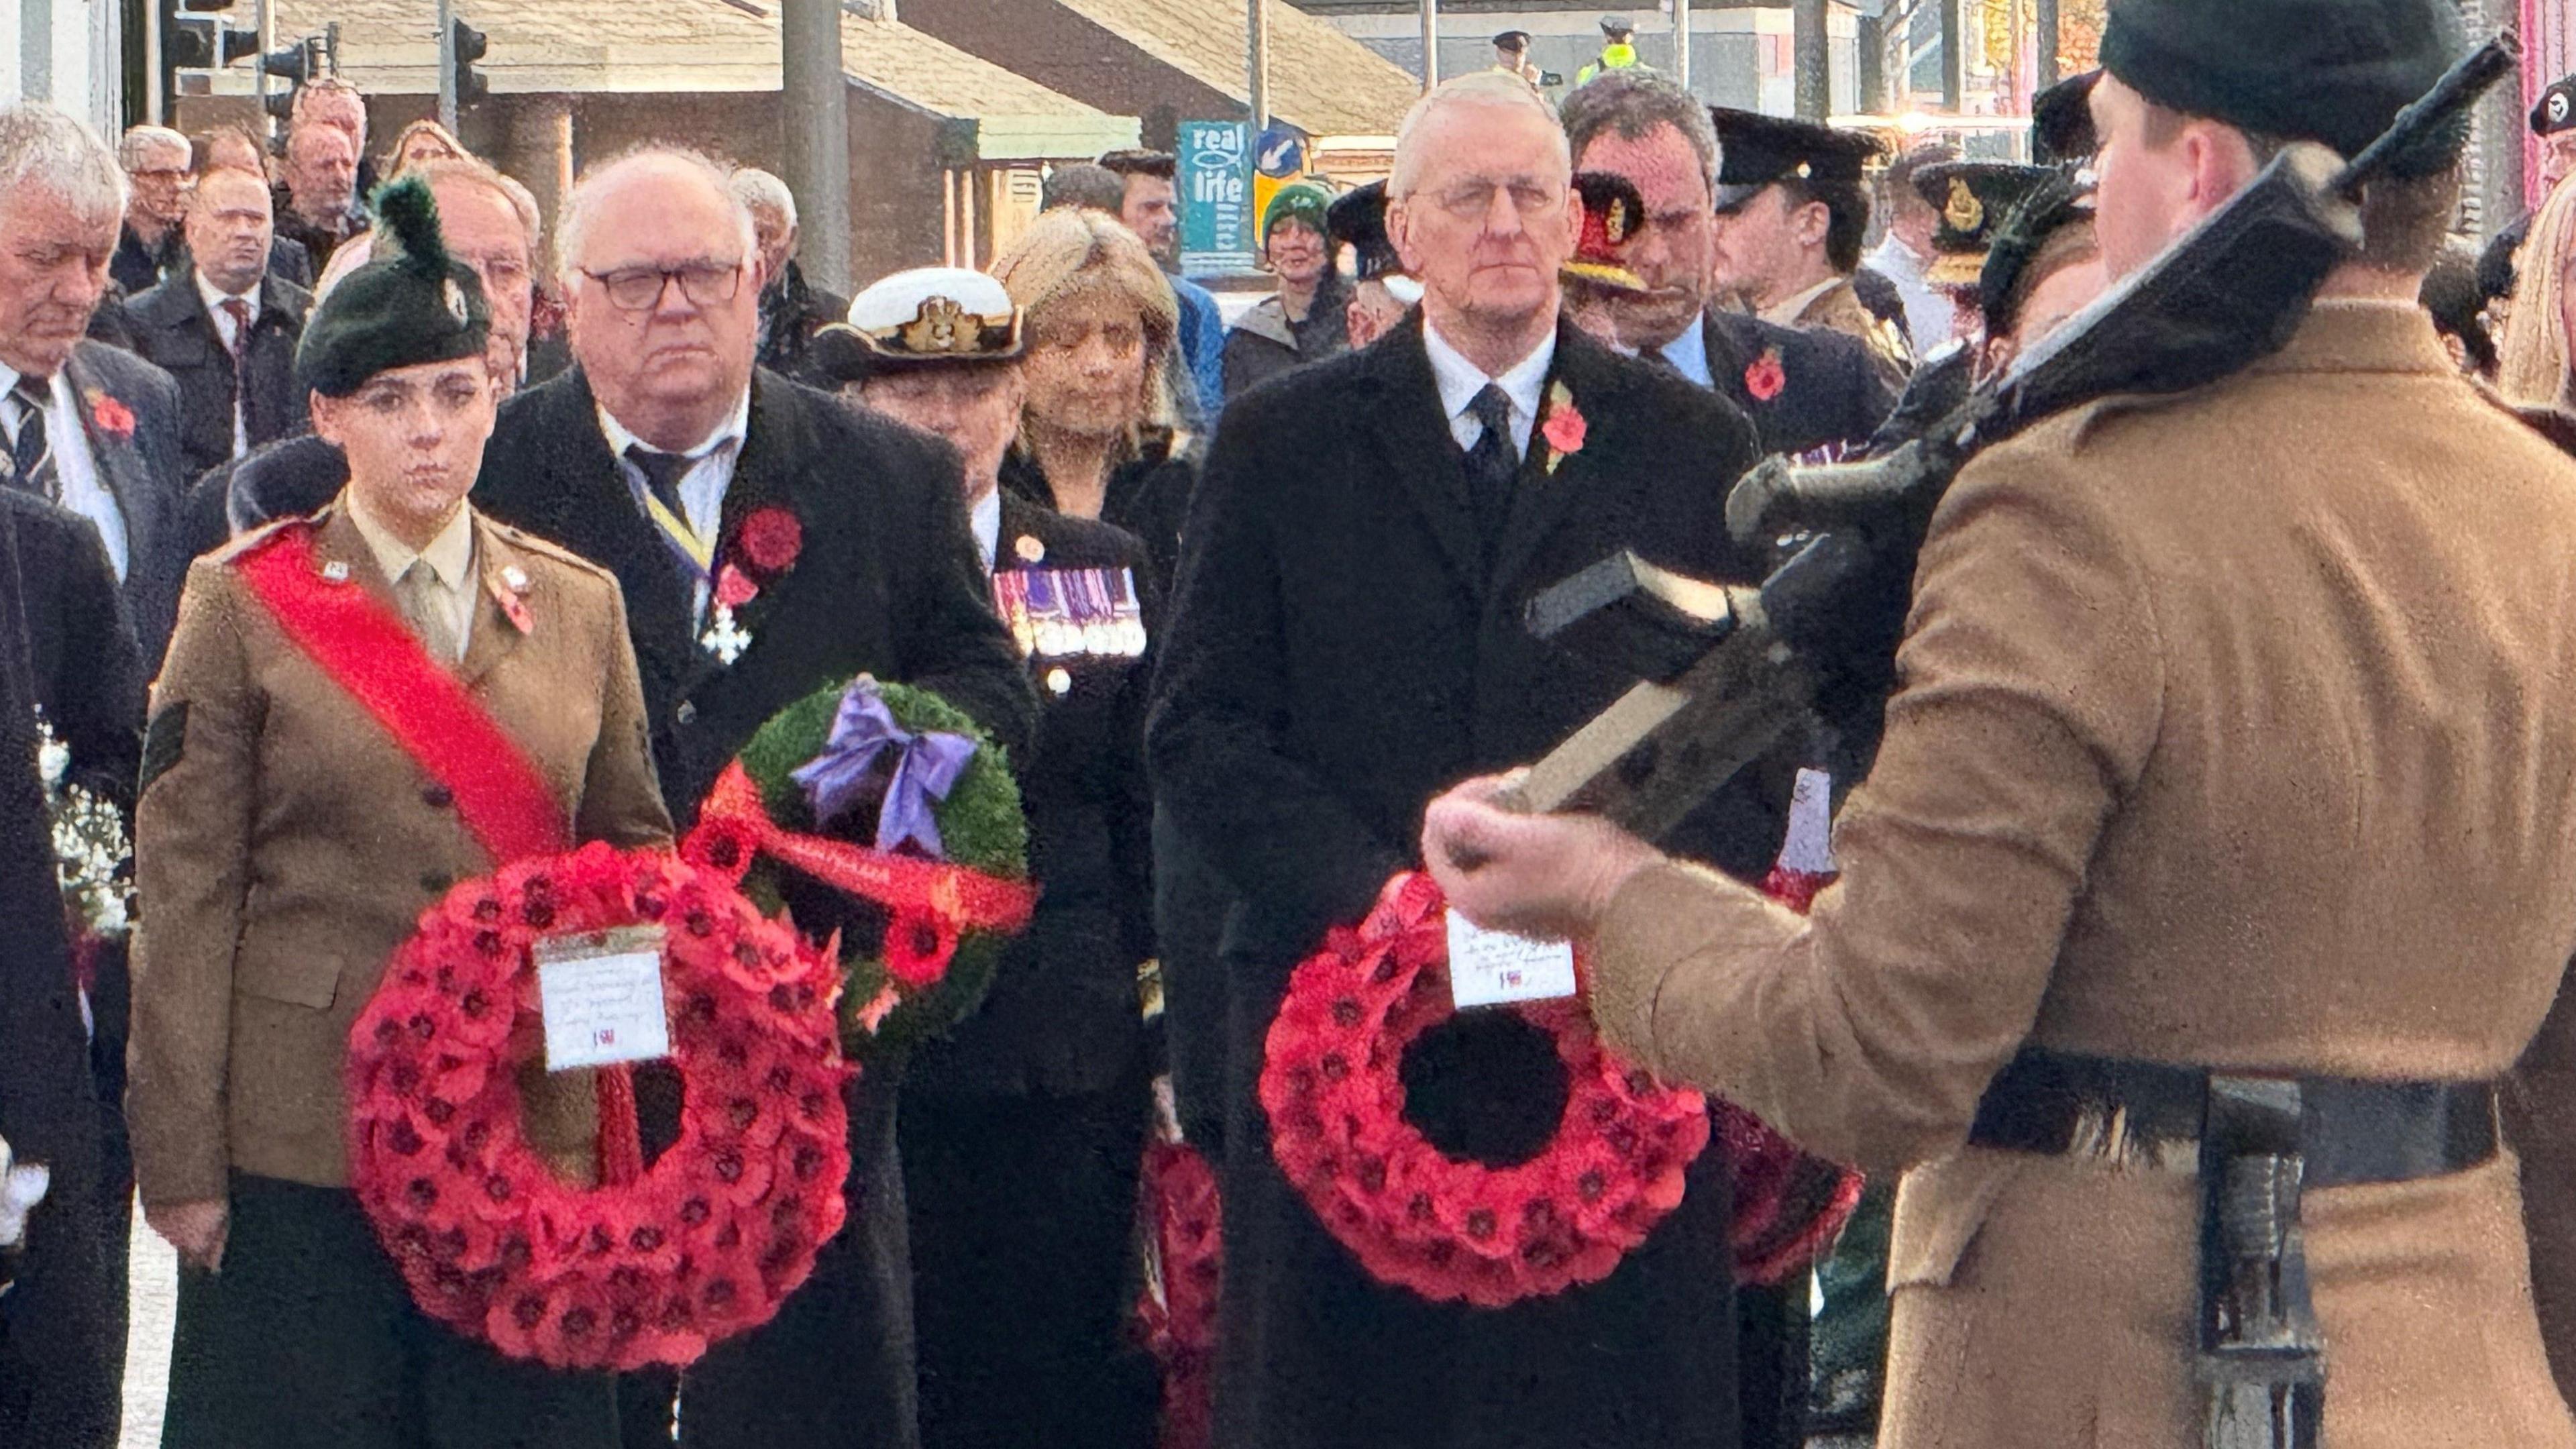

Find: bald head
559;147;762;452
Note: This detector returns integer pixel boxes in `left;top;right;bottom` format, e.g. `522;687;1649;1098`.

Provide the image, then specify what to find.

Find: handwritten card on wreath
536;925;673;1071
1446;910;1578;1010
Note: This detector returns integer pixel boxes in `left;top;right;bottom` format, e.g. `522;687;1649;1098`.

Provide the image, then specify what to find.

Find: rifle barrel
2330;32;2520;199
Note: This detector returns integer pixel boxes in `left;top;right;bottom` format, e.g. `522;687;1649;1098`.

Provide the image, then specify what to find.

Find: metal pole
436;0;455;136
144;0;163;123
1419;0;1437;93
1248;0;1270;135
251;0;271;127
1673;0;1690;95
2034;0;2058;90
1794;0;1829;120
1939;0;1963;111
780;0;851;294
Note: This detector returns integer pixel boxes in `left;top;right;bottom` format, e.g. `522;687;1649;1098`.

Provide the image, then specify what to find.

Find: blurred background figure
1867;143;1964;355
991;207;1196;590
1221;180;1346;396
124;165;312;478
2421;238;2500;380
2499;177;2576;410
384;118;466;178
733;166;848;382
1098;148;1226;426
274;120;365;274
1328;180;1421;350
112;125;194;295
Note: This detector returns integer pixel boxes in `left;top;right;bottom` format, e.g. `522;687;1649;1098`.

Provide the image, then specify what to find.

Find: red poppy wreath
347;843;851;1372
1259;871;1710;1308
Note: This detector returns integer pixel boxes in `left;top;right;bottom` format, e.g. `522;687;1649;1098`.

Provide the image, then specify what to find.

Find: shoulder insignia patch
140;700;189;797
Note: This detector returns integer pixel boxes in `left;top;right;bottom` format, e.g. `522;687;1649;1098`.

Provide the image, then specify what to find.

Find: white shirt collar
1421;319;1555;434
195;270;260;326
595;386;753;464
1658;318;1714;388
970;487;1002;572
1761;276;1843;329
1867;235;1925;284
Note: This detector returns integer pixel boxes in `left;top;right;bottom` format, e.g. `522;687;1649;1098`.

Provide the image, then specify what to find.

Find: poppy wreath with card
345;843;853;1373
1258;871;1710;1308
692;676;1034;1066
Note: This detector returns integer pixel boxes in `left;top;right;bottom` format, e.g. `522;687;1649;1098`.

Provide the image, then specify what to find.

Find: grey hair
555;145;757;284
729;166;796;231
118;124;191;172
412;154;545;261
1558;70;1718;187
0;105;128;222
1389;72;1568;198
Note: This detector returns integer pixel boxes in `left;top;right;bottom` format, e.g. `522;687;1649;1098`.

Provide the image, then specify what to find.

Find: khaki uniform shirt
1589;301;2576;1447
129;502;672;1205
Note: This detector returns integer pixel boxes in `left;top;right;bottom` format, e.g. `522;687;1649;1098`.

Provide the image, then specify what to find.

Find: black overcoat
122;272;312;480
1147;315;1773;1449
473;365;1035;1449
1703;308;1898;458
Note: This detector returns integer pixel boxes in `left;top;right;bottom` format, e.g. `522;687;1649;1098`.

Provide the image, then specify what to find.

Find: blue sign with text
1179;120;1255;276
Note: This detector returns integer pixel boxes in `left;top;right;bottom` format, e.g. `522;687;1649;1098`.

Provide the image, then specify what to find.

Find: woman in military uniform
126;179;670;1449
818;266;1162;1447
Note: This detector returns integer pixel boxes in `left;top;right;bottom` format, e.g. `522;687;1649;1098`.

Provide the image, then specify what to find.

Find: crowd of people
11;0;2576;1445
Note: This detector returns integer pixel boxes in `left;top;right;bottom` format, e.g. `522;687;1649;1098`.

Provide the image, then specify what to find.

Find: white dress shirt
970;486;1002;572
1658;318;1715;389
1866;235;1951;356
348;496;477;661
597;388;753;619
1421;320;1556;459
197;271;262;460
0;364;127;581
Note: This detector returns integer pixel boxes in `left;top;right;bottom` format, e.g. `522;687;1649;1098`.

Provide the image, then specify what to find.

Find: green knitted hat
295;176;492;397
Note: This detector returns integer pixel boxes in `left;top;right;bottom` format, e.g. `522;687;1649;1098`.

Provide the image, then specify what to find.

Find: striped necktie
5;377;56;501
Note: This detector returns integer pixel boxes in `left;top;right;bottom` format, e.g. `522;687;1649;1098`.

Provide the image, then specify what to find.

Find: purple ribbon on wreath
790;679;977;858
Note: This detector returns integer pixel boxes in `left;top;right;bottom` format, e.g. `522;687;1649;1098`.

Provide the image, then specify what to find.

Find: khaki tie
398;559;461;663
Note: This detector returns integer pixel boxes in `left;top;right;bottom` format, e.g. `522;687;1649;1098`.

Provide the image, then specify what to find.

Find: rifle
1495;31;2520;833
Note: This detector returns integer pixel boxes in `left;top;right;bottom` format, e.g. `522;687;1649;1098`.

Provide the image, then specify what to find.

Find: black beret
2033;70;2100;163
1327;180;1407;284
2098;0;2465;174
1979;171;2095;338
1710;107;1883;212
1916;161;2056;288
294;176;490;398
2536;76;2576;137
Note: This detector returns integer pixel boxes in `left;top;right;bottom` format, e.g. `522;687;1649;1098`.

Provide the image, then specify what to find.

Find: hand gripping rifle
1484;35;2518;1449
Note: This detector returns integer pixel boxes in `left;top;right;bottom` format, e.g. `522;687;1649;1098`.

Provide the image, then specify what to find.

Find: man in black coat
123;166;313;480
0;480;146;1449
1148;74;1770;1449
471;148;1034;1449
1560;71;1893;460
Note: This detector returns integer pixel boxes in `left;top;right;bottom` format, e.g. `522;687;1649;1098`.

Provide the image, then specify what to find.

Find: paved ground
120;1203;174;1449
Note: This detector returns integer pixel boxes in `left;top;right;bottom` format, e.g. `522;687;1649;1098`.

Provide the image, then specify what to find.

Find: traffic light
260;37;325;121
166;15;261;70
451;19;490;109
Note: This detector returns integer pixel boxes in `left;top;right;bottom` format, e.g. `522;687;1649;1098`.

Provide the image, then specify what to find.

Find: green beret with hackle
295;175;492;397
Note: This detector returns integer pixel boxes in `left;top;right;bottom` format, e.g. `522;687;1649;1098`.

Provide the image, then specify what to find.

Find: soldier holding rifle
1426;0;2576;1444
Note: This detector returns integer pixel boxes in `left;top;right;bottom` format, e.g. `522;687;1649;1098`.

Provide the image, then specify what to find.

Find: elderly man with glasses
1147;70;1771;1449
471;144;1034;1449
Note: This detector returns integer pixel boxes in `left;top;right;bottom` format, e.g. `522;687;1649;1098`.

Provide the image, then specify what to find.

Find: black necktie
7;378;55;500
1462;383;1517;562
625;444;694;526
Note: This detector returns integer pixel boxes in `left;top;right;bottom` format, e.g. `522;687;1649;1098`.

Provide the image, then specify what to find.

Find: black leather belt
1968;1048;2499;1187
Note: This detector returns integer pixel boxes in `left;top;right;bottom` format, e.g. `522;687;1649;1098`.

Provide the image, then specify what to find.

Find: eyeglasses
1424;179;1567;223
580;262;745;313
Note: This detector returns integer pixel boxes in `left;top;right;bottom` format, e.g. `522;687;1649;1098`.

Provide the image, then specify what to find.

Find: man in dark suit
0;482;144;1449
1147;72;1768;1449
1;108;193;669
125;164;313;479
111;124;193;296
1560;71;1894;459
472;147;1034;1449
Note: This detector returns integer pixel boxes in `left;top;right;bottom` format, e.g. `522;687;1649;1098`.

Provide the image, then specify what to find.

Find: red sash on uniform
235;523;568;863
236;523;647;1184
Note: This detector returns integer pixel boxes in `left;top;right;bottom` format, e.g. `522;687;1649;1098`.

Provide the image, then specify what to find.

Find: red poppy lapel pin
1538;381;1587;476
84;391;137;442
1744;347;1787;404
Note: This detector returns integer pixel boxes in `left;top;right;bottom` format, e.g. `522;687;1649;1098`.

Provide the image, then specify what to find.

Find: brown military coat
128;502;672;1208
1587;301;2576;1447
